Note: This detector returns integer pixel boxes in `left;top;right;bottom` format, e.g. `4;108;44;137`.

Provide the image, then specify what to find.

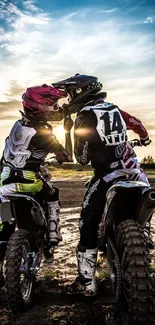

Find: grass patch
50;167;93;178
48;163;155;179
97;268;109;280
145;170;155;175
40;269;61;280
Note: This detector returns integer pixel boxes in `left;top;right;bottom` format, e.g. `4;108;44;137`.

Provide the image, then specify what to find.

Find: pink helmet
22;84;67;121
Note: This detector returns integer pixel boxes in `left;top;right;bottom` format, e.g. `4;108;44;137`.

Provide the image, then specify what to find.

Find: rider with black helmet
54;73;151;296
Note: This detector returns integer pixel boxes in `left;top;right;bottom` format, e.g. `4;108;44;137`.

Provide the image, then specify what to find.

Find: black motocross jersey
74;101;144;175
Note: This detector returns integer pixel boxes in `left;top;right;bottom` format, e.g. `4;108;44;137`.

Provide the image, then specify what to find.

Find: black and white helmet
52;73;106;113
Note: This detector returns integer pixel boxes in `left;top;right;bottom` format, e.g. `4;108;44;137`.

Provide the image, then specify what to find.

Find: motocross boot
77;247;98;296
143;221;154;249
67;247;98;296
47;201;62;246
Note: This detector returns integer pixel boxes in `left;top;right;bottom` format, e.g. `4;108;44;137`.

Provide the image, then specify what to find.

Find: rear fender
136;188;155;226
102;180;150;229
1;194;46;229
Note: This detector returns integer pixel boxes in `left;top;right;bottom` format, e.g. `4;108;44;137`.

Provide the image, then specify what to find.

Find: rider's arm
47;133;69;163
31;126;69;163
74;111;95;165
63;115;74;162
119;109;148;140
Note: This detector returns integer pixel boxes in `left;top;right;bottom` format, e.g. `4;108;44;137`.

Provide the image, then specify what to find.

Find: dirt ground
0;177;155;325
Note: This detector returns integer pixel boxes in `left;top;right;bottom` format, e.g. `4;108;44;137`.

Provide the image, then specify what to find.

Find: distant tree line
51;155;155;170
140;155;155;169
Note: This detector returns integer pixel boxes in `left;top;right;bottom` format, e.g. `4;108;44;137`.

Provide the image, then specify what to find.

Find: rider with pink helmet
0;84;69;263
22;84;66;122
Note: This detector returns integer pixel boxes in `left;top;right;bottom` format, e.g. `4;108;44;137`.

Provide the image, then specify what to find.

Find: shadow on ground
0;276;122;325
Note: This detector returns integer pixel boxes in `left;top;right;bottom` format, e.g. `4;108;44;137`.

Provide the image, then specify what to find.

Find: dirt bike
0;157;58;315
97;139;155;325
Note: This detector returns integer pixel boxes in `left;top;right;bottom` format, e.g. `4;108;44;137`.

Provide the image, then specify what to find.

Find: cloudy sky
0;0;155;159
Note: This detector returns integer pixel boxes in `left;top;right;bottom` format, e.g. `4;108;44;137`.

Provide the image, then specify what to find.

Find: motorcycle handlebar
44;155;71;166
128;139;142;148
44;156;57;166
45;140;142;165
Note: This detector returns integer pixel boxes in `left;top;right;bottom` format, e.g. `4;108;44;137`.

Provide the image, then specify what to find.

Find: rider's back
74;99;137;175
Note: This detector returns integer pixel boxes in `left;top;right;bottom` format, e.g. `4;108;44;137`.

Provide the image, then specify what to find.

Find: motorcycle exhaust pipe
31;205;45;227
136;189;155;227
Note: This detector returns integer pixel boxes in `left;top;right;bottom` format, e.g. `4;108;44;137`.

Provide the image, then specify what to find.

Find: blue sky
0;0;155;158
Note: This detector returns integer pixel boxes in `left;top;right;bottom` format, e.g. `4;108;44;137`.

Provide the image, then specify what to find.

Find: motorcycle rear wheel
5;229;38;315
116;219;155;325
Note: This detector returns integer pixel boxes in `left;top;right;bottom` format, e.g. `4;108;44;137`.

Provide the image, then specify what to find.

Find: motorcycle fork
20;246;42;276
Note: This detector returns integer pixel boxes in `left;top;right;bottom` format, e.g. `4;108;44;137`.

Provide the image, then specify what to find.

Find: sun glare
53;124;66;145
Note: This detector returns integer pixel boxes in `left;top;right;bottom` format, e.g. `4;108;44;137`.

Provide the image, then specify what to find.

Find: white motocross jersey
82;102;127;146
3;121;36;168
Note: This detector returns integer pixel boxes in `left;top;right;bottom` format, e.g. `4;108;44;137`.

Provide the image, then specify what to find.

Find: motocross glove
55;150;71;164
140;137;152;146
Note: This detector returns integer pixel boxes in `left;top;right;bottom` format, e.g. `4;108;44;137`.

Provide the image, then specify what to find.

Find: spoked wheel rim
20;240;34;303
5;229;39;314
120;248;130;306
107;237;122;302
